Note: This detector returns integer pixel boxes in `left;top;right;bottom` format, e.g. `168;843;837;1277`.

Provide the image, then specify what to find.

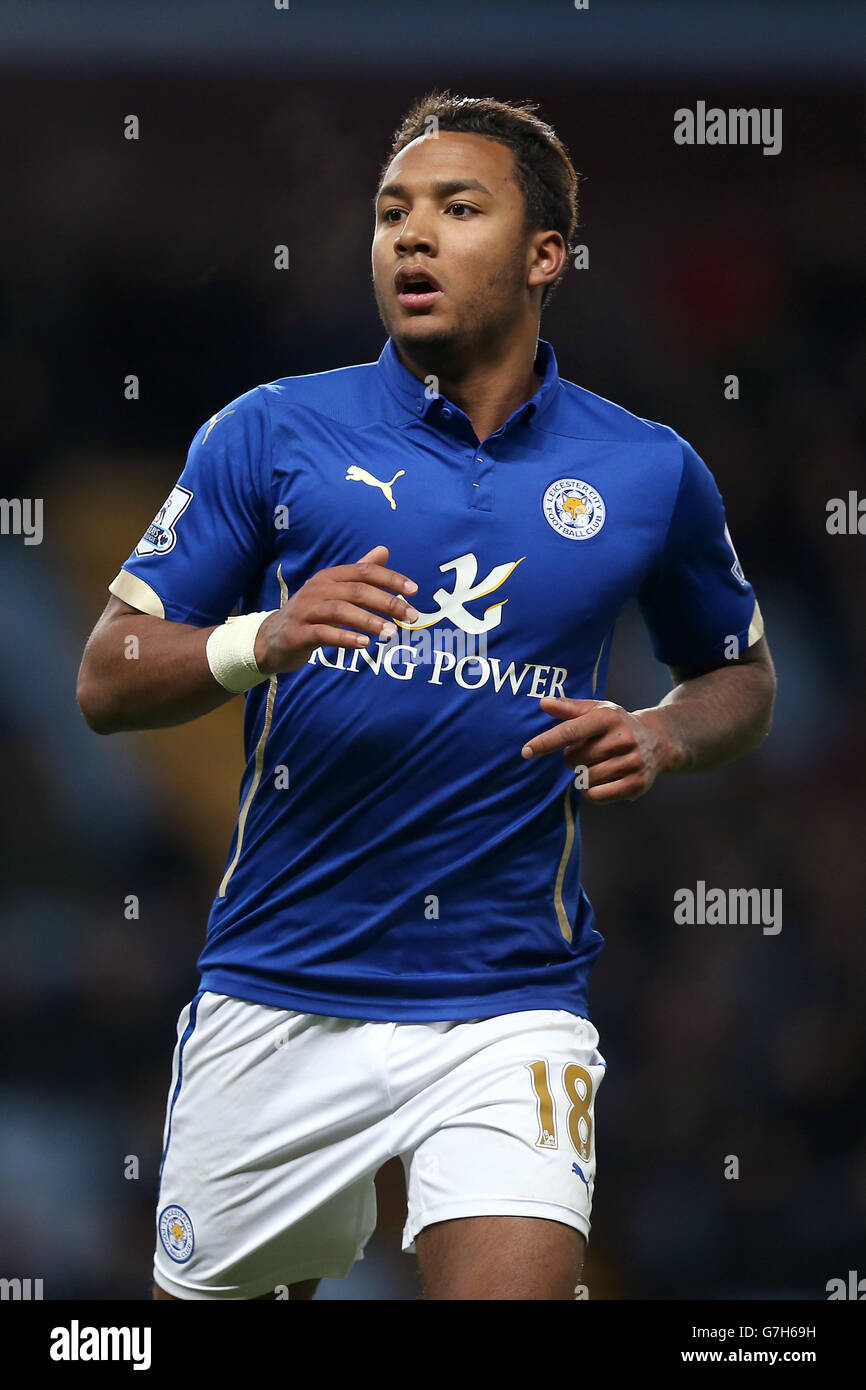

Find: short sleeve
108;386;271;625
637;436;764;669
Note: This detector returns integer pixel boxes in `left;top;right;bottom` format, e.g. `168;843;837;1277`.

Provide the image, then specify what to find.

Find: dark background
1;0;864;1299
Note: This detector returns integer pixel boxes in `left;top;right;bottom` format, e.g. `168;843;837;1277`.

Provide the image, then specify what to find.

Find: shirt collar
376;335;560;434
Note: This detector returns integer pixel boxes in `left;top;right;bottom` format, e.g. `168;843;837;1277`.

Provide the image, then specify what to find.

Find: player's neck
395;322;543;445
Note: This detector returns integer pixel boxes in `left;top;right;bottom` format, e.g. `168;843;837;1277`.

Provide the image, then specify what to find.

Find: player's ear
527;228;566;292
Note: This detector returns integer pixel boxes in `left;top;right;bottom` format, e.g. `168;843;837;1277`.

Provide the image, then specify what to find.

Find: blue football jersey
109;337;763;1021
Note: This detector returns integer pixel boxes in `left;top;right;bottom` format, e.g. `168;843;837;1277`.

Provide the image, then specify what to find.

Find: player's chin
394;302;451;332
392;314;459;351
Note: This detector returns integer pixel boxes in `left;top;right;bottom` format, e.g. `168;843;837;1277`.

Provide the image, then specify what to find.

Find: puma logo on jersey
345;465;406;509
202;409;236;445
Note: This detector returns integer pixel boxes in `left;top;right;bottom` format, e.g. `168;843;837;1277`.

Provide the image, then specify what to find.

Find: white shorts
153;990;607;1299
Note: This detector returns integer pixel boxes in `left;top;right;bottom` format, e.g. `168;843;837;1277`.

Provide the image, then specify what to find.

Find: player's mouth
394;264;443;310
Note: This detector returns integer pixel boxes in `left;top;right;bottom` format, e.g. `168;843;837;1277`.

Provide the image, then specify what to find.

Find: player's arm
76;595;231;733
76;389;269;735
638;632;776;774
77;548;418;735
521;637;775;803
76;387;418;735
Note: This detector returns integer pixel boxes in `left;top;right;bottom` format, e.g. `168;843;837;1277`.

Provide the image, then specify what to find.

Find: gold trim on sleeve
748;599;765;646
108;569;166;619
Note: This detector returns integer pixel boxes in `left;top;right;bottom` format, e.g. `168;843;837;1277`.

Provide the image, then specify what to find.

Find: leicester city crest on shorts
158;1204;195;1262
135;485;193;558
542;478;605;540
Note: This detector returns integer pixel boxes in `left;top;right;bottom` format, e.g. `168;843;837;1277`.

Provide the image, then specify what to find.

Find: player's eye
447;202;477;217
381;207;405;223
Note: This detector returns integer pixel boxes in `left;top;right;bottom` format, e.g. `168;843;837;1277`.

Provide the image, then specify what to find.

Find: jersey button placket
469;451;495;511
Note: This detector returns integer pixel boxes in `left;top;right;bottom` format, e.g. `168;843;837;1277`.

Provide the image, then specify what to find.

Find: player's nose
394;213;436;255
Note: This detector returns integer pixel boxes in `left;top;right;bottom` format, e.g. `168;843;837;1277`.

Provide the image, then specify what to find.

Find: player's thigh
415;1214;585;1300
152;1279;320;1301
400;1009;606;1295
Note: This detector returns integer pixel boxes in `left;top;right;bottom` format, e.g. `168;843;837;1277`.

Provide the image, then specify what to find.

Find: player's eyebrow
374;178;492;208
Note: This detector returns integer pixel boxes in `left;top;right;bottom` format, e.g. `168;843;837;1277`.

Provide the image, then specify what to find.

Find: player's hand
254;545;419;675
519;697;671;803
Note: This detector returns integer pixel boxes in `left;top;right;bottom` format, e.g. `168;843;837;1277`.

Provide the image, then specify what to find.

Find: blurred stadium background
1;0;864;1299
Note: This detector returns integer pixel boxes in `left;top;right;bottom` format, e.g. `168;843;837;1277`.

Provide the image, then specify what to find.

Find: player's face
371;131;536;356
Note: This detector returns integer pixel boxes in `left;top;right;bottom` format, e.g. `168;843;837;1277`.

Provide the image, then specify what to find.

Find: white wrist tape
206;610;277;694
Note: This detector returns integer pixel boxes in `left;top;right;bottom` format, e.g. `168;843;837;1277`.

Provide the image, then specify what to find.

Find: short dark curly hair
378;89;579;310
